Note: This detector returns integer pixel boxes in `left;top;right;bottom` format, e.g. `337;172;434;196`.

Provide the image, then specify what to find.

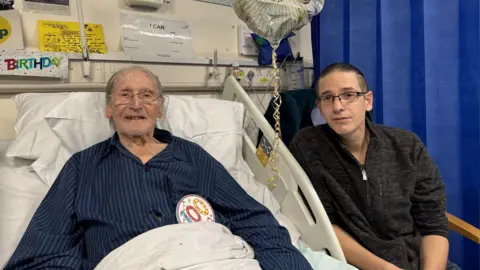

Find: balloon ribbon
268;45;282;190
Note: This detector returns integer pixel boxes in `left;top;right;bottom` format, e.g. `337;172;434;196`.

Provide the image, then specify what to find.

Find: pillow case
162;95;244;172
40;93;245;187
161;95;244;137
44;93;244;157
6;93;69;160
13;92;70;134
44;92;115;155
30;143;71;187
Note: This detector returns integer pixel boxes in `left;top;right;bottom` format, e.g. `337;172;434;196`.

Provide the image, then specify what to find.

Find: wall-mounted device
125;0;164;9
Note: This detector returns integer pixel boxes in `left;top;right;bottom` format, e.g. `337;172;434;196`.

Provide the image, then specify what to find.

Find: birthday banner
0;50;68;78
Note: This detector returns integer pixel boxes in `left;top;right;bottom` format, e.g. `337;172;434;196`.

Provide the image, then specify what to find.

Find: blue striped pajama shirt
5;129;312;270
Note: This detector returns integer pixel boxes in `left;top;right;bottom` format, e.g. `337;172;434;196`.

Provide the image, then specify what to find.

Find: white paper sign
0;50;68;78
238;22;258;56
0;10;24;50
121;13;195;59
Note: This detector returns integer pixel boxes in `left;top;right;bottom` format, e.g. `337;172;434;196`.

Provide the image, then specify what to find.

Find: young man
289;63;456;270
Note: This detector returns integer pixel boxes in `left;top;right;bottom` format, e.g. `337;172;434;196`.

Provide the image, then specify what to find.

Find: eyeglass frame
316;91;368;107
110;89;162;105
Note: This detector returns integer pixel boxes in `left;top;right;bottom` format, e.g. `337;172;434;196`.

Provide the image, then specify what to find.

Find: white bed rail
221;75;346;262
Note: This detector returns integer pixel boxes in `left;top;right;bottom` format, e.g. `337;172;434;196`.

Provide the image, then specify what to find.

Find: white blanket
94;222;261;270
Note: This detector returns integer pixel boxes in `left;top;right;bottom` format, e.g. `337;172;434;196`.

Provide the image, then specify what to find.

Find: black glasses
317;92;367;107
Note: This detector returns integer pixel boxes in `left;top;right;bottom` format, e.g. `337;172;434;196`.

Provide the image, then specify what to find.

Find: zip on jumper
361;167;369;211
339;140;371;209
362;169;368;180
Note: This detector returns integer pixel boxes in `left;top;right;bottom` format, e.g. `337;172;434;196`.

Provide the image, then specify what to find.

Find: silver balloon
233;0;325;46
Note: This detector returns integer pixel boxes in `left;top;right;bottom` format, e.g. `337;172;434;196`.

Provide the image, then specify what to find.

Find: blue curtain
311;1;480;269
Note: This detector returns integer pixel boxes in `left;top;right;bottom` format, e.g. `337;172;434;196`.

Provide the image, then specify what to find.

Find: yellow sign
38;20;107;54
256;145;269;167
259;77;270;83
0;16;12;45
256;136;273;167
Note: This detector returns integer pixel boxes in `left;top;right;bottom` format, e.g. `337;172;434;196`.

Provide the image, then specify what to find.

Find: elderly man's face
105;70;163;137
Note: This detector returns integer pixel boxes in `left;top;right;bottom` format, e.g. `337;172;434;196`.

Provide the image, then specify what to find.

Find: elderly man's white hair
105;66;163;105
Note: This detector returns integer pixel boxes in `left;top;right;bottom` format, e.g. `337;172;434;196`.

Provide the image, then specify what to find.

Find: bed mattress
0;140;48;269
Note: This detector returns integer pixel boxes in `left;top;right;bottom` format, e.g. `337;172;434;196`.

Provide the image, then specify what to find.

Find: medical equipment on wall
230;62;243;81
232;0;324;189
125;0;164;8
208;48;221;80
286;53;305;90
238;22;258;56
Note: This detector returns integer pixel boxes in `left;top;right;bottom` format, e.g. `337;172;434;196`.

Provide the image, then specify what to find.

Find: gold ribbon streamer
267;46;282;190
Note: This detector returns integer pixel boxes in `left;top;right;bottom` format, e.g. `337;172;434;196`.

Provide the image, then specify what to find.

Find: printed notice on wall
0;10;24;50
238;22;257;56
38;20;107;54
0;49;68;78
24;0;70;16
120;13;195;59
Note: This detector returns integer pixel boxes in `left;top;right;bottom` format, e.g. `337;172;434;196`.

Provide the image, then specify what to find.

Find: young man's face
317;71;373;137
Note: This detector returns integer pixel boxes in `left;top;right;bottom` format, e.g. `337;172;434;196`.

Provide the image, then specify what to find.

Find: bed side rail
222;75;346;262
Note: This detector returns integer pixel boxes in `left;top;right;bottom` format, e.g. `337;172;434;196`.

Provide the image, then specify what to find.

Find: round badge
0;16;11;45
176;194;215;224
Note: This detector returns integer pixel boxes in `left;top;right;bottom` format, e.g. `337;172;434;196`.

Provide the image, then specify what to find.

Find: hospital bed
0;79;347;269
5;76;479;270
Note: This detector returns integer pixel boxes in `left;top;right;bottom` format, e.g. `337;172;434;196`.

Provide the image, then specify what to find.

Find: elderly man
289;63;457;270
6;66;312;270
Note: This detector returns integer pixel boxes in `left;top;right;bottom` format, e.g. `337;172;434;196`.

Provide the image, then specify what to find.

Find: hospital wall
0;0;313;139
0;0;313;91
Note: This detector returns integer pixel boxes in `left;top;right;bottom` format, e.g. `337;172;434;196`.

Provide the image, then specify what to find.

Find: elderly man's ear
105;104;113;119
157;97;165;119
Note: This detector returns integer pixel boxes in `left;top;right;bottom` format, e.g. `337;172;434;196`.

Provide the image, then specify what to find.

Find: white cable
76;0;88;60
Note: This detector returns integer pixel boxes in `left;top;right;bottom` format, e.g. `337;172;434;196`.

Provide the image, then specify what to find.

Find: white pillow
30;143;71;187
6;93;69;160
44;93;244;155
42;93;245;188
162;95;244;137
37;92;169;186
13;93;70;134
44;92;115;154
41;92;245;183
163;95;244;173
